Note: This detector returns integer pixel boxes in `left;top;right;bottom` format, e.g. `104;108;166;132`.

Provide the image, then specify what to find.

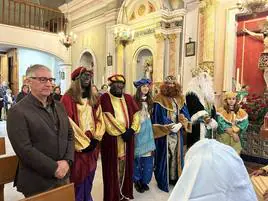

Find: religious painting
107;55;113;66
185;41;195;57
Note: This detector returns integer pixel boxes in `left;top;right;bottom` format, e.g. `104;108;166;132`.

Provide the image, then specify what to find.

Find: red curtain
236;15;266;95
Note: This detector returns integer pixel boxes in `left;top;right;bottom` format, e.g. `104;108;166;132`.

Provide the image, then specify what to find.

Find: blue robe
135;118;155;157
152;101;190;192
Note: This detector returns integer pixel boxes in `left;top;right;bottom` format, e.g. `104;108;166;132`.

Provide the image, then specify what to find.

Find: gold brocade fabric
69;98;105;151
102;93;140;158
153;93;185;112
110;94;129;158
69;117;90;151
153;96;191;138
77;99;95;136
217;107;248;123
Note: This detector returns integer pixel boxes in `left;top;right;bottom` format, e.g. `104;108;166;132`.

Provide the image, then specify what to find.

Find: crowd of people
5;64;268;201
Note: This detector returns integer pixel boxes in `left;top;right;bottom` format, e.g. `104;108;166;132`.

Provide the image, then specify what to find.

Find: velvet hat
71;66;93;81
133;78;152;88
107;74;126;86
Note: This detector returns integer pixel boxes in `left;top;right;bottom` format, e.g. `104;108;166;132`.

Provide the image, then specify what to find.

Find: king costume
185;72;218;148
61;67;105;201
133;78;155;193
216;92;249;154
100;74;140;201
152;76;191;192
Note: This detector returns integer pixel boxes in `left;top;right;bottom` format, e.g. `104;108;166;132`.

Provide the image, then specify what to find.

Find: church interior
1;0;268;200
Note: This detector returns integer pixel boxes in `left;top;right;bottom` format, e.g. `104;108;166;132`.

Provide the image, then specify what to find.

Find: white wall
17;48;63;89
0;24;68;61
182;0;199;93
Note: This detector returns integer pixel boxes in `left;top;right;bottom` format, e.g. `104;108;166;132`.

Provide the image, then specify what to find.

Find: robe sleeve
152;102;174;138
61;94;91;151
103;112;126;136
216;114;232;134
186;93;209;123
235;117;249;148
235;118;249;134
68;117;90;152
179;104;192;133
93;105;106;141
131;111;141;133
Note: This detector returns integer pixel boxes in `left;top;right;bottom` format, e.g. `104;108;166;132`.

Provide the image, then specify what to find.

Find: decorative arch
117;0;162;24
78;48;97;83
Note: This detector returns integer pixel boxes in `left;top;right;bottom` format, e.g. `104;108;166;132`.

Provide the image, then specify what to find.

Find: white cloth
168;139;257;201
206;118;218;130
171;123;182;133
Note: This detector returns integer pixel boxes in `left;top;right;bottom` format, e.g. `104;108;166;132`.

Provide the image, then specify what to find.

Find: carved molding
168;33;177;42
198;61;214;77
154;33;167;42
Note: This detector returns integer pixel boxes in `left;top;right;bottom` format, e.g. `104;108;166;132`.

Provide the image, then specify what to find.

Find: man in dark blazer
7;64;74;197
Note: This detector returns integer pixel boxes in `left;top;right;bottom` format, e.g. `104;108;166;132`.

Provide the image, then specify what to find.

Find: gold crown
224;91;237;100
164;75;177;83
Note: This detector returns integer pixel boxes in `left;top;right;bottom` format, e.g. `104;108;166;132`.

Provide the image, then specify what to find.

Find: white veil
168;139;257;201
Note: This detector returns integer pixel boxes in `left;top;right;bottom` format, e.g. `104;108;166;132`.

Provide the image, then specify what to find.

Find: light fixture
58;1;77;49
237;0;268;14
112;5;135;76
114;25;135;47
114;6;135;47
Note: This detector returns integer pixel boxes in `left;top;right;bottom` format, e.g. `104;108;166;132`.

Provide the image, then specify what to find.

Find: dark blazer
7;93;74;196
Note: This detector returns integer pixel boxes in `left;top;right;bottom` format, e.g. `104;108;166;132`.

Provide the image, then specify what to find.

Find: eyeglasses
30;77;56;83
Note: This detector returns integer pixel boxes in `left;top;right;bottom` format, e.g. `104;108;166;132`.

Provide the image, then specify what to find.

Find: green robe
216;107;248;154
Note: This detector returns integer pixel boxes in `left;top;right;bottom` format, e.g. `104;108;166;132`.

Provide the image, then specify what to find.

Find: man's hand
204;116;211;124
54;160;69;179
232;133;240;143
121;128;135;142
170;123;182;133
250;169;266;177
225;128;233;135
82;139;99;152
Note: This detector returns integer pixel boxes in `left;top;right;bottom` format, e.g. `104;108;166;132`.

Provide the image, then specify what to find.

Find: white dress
168;139;257;201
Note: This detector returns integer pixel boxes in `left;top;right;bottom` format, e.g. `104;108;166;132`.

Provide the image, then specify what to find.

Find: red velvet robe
61;94;99;184
100;93;139;201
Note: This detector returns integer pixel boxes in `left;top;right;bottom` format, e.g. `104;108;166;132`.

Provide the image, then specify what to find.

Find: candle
236;68;240;91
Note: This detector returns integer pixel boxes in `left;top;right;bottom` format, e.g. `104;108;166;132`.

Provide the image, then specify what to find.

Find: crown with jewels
223;91;237;100
164;75;177;84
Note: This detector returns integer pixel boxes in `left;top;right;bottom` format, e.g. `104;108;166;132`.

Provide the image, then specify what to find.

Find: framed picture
107;55;113;66
185;41;195;57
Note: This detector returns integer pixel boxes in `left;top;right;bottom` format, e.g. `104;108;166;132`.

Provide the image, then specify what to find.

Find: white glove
206;119;218;130
171;123;182;133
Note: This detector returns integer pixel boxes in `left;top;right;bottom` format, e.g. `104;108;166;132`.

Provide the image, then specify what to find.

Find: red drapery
236;14;267;95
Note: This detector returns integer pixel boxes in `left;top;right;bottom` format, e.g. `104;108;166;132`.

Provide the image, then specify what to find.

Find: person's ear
25;78;31;86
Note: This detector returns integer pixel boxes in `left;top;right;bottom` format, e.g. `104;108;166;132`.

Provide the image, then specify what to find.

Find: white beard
201;79;215;104
186;72;215;105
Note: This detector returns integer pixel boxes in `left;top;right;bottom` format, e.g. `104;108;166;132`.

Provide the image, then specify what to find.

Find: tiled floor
0;120;263;201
